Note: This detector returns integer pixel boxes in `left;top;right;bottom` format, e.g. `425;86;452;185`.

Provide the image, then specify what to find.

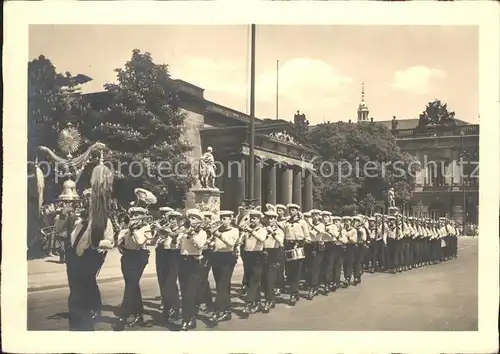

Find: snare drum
285;247;306;262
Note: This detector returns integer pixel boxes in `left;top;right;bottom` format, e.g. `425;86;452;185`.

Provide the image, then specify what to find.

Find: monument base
187;188;223;220
388;206;399;216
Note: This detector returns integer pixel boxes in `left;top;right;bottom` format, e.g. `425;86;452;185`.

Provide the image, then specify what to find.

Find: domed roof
358;101;369;112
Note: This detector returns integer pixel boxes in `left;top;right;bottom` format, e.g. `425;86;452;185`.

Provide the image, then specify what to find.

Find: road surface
28;237;478;331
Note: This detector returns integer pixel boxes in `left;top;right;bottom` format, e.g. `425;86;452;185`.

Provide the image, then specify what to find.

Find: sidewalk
28;247;242;293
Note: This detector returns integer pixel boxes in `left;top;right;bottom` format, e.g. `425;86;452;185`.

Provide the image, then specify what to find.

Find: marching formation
54;187;459;332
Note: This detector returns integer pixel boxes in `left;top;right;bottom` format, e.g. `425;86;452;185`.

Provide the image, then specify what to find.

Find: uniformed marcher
386;216;398;273
321;211;338;294
154;206;173;312
158;210;184;322
274;204;288;296
402;216;411;271
209;210;239;323
61;188;114;330
371;214;385;272
197;211;215;313
341;216;357;286
283;203;311;305
305;209;326;299
366;216;377;273
115;201;154;330
178;209;208;331
241;210;268;316
352;215;367;284
261;209;285;312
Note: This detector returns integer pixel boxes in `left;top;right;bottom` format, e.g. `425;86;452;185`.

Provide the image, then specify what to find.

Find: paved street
28;237;478;331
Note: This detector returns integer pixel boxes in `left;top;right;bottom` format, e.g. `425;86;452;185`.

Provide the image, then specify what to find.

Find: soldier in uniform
209;210;239;323
341;216;357;286
321;211;336;294
401;216;411;271
115;204;154;330
178;209;207;331
274;204;288;296
197;211;215;313
371;214;385;272
305;209;326;299
352;215;367;284
154;206;173;312
241;210;267;316
158;210;184;322
261;209;285;312
61;188;115;330
366;216;377;273
331;216;346;291
386;216;398;273
408;217;418;269
283;203;311;305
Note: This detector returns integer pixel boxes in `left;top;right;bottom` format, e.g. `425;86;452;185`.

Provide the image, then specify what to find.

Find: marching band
53;187;460;331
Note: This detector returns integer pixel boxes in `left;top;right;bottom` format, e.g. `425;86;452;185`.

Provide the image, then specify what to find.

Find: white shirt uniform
342;227;357;244
356;227;367;243
117;224;153;251
180;228;207;256
263;226;285;248
324;223;339;243
162;226;183;250
213;227;240;252
309;222;326;242
284;218;311;241
244;226;267;252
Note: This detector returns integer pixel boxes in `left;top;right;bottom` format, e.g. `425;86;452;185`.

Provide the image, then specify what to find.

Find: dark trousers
156;246;166;301
309;246;325;288
371;240;385;269
332;245;344;285
275;247;286;290
387;238;401;269
262;248;280;302
241;245;250;287
120;248;149;317
343;244;355;280
244;251;264;303
353;244;364;279
403;239;411;267
284;241;304;295
162;249;181;313
322;243;335;285
178;255;202;322
197;250;213;307
211;251;237;312
66;247;106;331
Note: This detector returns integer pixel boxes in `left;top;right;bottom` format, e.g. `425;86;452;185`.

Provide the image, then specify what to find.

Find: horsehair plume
90;163;114;248
35;163;45;210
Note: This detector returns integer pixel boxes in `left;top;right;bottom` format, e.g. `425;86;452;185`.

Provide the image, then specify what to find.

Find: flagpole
247;24;256;206
276;60;279;120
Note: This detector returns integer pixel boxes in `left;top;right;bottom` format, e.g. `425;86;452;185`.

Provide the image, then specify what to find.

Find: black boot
181;318;196;331
217;310;232;322
128;314;144;328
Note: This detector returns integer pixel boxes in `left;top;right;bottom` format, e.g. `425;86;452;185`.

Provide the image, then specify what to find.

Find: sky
29;25;479;124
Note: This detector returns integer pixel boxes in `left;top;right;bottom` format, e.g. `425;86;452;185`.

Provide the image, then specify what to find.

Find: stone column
254;158;263;208
267;161;277;205
304;169;313;211
281;166;293;205
292;167;302;208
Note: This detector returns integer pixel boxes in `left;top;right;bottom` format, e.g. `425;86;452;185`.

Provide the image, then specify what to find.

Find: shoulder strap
73;219;89;250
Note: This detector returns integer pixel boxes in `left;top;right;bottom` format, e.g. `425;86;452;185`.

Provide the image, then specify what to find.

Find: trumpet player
154;206;173;312
115;205;154;330
156;209;183;322
241;210;268;317
341;216;356;287
352;215;367;285
274;204;288;296
209;210;239;323
197;211;215;314
261;210;284;313
306;209;326;300
283;203;310;305
178;209;207;331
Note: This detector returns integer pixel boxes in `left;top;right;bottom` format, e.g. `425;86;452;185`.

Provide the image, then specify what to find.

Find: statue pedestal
388;207;399;216
187;188;223;220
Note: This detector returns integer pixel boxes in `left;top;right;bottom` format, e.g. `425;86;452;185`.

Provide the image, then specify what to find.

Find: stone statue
391;116;398;132
198;146;217;189
388;187;396;208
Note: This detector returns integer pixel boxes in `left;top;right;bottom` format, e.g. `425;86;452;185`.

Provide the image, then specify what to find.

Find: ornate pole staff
34;123;114;248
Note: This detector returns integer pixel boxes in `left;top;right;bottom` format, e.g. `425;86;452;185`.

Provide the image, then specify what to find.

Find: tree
307;122;418;216
87;49;195;208
293;110;310;138
417;99;456;128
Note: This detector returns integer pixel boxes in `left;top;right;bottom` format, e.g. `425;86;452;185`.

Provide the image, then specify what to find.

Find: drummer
283;203;310;306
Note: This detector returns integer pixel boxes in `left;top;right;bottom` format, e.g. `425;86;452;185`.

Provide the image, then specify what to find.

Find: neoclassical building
85;79;318;212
